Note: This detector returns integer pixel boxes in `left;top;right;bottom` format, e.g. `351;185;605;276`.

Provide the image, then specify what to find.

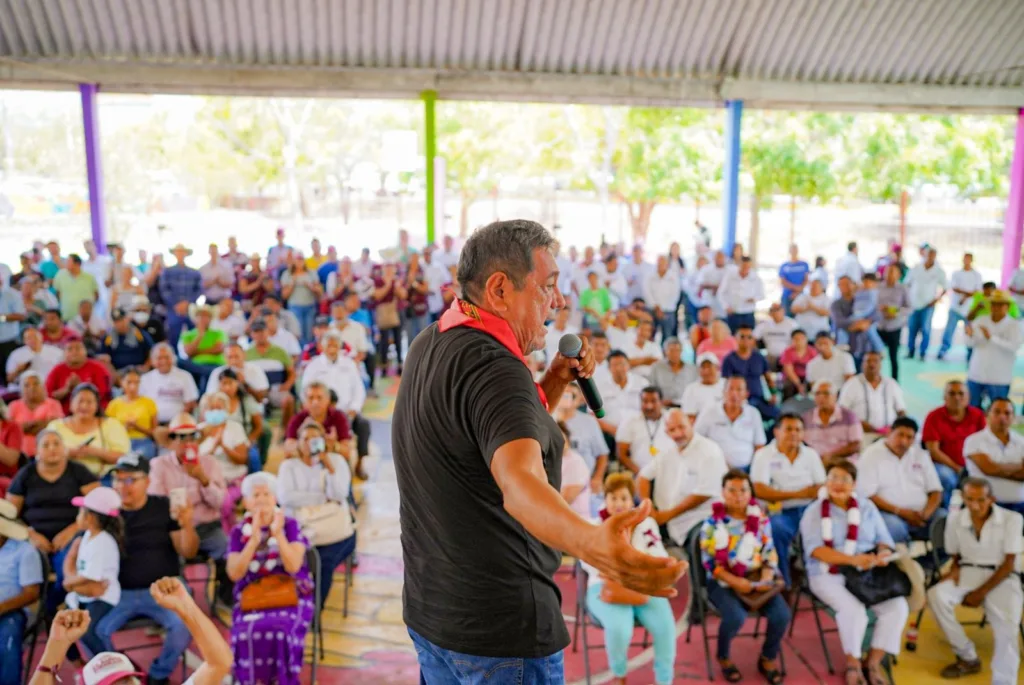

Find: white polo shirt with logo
858;440;942;511
963;427;1024;504
680;379;724;419
750;442;827;510
615;414;672;472
693;403;766;469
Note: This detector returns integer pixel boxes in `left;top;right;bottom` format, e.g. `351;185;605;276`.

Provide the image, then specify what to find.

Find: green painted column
422;90;437;244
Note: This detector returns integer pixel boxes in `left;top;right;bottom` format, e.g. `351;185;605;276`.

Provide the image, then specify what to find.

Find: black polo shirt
120;495;182;590
392;324;567;658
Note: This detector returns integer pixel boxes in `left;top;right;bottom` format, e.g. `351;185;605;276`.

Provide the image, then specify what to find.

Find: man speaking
393;220;686;684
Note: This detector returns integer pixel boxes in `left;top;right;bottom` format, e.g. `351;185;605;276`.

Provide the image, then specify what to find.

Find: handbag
239;573;298;612
735;577;786;612
599;579;648;606
296;470;355;546
840;557;912;606
376;297;400;329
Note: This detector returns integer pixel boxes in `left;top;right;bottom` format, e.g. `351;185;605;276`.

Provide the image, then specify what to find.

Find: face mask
204;409;227;426
309;437;326;455
132;313;149;325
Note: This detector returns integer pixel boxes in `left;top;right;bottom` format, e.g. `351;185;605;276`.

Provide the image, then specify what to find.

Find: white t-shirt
573;261;606;294
792;293;832;340
544;324;579;365
334;320;372;357
750;443;827;510
834;252;863;285
837;375;906;431
207;363;270;394
963;428;1024;504
858;441;942;511
601;373;647;428
754;317;799;358
620;339;662;379
697;264;728;317
967;314;1022;385
67;529;121;608
200;421;250;481
422;262;451;314
638;433;727;545
905;263;948;311
605;327;632;352
805;351;856;390
948;269;984;316
615;414;673;472
5;344;63;382
680;379;725;418
270;329;302;357
211;313;247;340
302;354;366;413
139;368;199;423
693;403;767;469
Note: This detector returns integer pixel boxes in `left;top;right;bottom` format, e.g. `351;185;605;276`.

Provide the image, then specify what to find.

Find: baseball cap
250;318;268;332
110;307;127;321
314;314;331;327
72;486;122;517
83;652;145;685
697;352;720;367
112;452;150;475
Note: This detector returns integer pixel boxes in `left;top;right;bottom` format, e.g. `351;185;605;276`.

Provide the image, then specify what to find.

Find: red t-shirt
44;360;112;414
779;345;818;381
0;421;24;477
40;326;81;348
285;408;352;441
921;406;987;468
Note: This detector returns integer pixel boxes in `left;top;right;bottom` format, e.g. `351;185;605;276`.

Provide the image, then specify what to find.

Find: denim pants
768;506;806;585
317;534;357;608
906;305;935;356
939;311;966;356
655;311;678;342
96;589;191;679
880;510;945;544
409;627;565;685
74;600;115;660
130;437;157;460
586;584;676;685
289;303;317;344
165;309;192;350
934;463;961;508
47;544;75;617
0;610;26;685
726;312;756;334
967;380;1010;410
706;580;790;661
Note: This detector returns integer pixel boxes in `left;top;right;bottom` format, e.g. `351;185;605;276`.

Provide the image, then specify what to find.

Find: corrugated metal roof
1;0;1023;110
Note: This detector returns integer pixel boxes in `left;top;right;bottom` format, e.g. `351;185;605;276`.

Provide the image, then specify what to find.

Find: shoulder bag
239;573;299;612
375;284;401;329
839;551;912;607
296;468;355;546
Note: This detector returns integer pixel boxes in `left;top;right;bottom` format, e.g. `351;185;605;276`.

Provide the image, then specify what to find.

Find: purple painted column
79;83;107;254
1001;108;1024;287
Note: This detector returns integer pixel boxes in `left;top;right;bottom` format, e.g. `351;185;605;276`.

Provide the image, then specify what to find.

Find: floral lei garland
240;510;281;575
711;500;762;576
820;487;859;574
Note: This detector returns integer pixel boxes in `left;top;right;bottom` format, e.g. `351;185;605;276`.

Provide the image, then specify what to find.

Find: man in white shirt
5;327;62;384
603;254;628;306
603;310;632;352
435;235;461;271
965;291;1021;409
718;257;764;333
638;409;727;547
805;332;856;390
422;246;451;321
260;309;301;359
199;244;235;304
926;478;1023;683
589;332;613;395
329;300;371;363
572;247;605;297
207;343;269;402
938;252;983;361
209;298;246;342
750;413;827;582
697;251;729;319
859;417;943;543
681;352;725;421
904;247;948;360
620;321;662;378
615;387;667;474
301;330;367;416
623;245;653;303
140;343;199;424
68;299;108;352
645;255;681;341
834;241;863;286
544;307;578;367
753;303;798;368
597;350;647;436
963;398;1024;515
693;376;767;471
838;351;906;438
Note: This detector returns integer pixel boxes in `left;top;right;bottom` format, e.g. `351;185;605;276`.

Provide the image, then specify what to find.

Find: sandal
758;657;784;684
718;659;742;683
844;665;866;685
863;663;888;685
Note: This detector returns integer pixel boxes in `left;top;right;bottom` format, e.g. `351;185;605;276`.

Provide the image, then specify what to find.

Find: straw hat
989;290;1012;306
0;499;28;542
188;302;215;320
169;243;193;256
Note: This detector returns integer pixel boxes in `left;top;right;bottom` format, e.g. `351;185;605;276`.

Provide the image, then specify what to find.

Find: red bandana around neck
438;298;548;410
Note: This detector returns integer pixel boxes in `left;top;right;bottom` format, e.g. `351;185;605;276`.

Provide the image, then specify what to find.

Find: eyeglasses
113;476;143;486
826;475;854;485
170;431;202;442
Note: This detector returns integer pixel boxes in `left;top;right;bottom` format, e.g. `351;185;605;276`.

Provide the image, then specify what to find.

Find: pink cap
71;486;122;517
82;652;144;685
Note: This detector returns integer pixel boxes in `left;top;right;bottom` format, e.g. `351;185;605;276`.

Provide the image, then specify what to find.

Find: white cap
696;352;720;367
83;652;144;685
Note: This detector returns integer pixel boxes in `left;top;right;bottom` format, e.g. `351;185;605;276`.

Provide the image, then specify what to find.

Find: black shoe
904;353;915;360
149;678;170;685
936;353;946;361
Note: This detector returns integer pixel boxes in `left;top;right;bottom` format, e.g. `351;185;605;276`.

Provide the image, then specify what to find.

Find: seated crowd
0;232;1022;685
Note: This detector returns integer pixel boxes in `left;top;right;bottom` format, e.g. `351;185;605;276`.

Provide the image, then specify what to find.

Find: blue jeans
96;589;191;679
130;437;157;460
655;311;678;342
906;305;935;357
317;534;357;609
165;309;192;350
967;380;1010;410
726;312;756;334
47;543;75;617
404;314;431;346
939;311;966;356
0;610;27;685
75;600;114;660
782;291;796;317
934;463;961;508
997;501;1024;516
289;303;317;344
706;580;790;660
408;627;565;685
586;584;676;684
768;506;806;585
880;509;945;544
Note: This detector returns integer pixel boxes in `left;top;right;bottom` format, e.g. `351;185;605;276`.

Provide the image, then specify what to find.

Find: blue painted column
721;100;743;255
79;83;107;254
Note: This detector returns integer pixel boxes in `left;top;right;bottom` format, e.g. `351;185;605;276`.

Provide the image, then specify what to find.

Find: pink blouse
696;337;738;365
7;398;64;456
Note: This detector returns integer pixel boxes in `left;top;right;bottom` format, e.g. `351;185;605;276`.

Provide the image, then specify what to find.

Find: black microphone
558;333;606;419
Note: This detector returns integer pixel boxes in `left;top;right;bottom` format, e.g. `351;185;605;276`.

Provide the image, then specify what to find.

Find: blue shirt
0;288;25;343
779;260;810;296
158;265;202;307
0;538;44;609
39;260;60;282
721;351;768;401
100;326;155;370
317;261;339;287
799;498;894;577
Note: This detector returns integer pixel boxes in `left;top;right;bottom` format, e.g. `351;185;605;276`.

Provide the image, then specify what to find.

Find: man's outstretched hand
581;499;688;597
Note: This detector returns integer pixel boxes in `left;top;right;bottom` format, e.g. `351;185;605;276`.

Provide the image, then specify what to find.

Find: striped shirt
158;266;202;307
802;406;864;461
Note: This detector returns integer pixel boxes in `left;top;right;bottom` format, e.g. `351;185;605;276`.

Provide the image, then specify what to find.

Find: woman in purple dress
226;472;315;685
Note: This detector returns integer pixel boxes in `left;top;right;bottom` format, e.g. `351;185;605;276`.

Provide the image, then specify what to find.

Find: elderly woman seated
227;472;314;685
277;418;356;608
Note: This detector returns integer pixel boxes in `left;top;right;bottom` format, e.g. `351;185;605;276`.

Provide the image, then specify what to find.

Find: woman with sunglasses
46;384;130;480
798;459;908;685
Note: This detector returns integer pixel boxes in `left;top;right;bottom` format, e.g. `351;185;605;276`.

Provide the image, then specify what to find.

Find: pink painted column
1001;109;1024;286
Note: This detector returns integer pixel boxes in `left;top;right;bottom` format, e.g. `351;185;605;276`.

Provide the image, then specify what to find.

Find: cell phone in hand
309;437;326;455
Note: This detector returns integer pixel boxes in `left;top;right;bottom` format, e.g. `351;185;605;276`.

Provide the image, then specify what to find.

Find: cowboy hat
0;499;28;542
188;302;215;320
989;290;1012;305
169;243;193;256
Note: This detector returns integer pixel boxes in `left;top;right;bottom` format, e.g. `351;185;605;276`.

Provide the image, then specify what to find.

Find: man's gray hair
456;220;555;304
812;379;837;397
961;476;992;497
151;342;176;362
241;472;277;499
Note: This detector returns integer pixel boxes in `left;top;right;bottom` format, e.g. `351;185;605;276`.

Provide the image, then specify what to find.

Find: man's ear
483;272;510;312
